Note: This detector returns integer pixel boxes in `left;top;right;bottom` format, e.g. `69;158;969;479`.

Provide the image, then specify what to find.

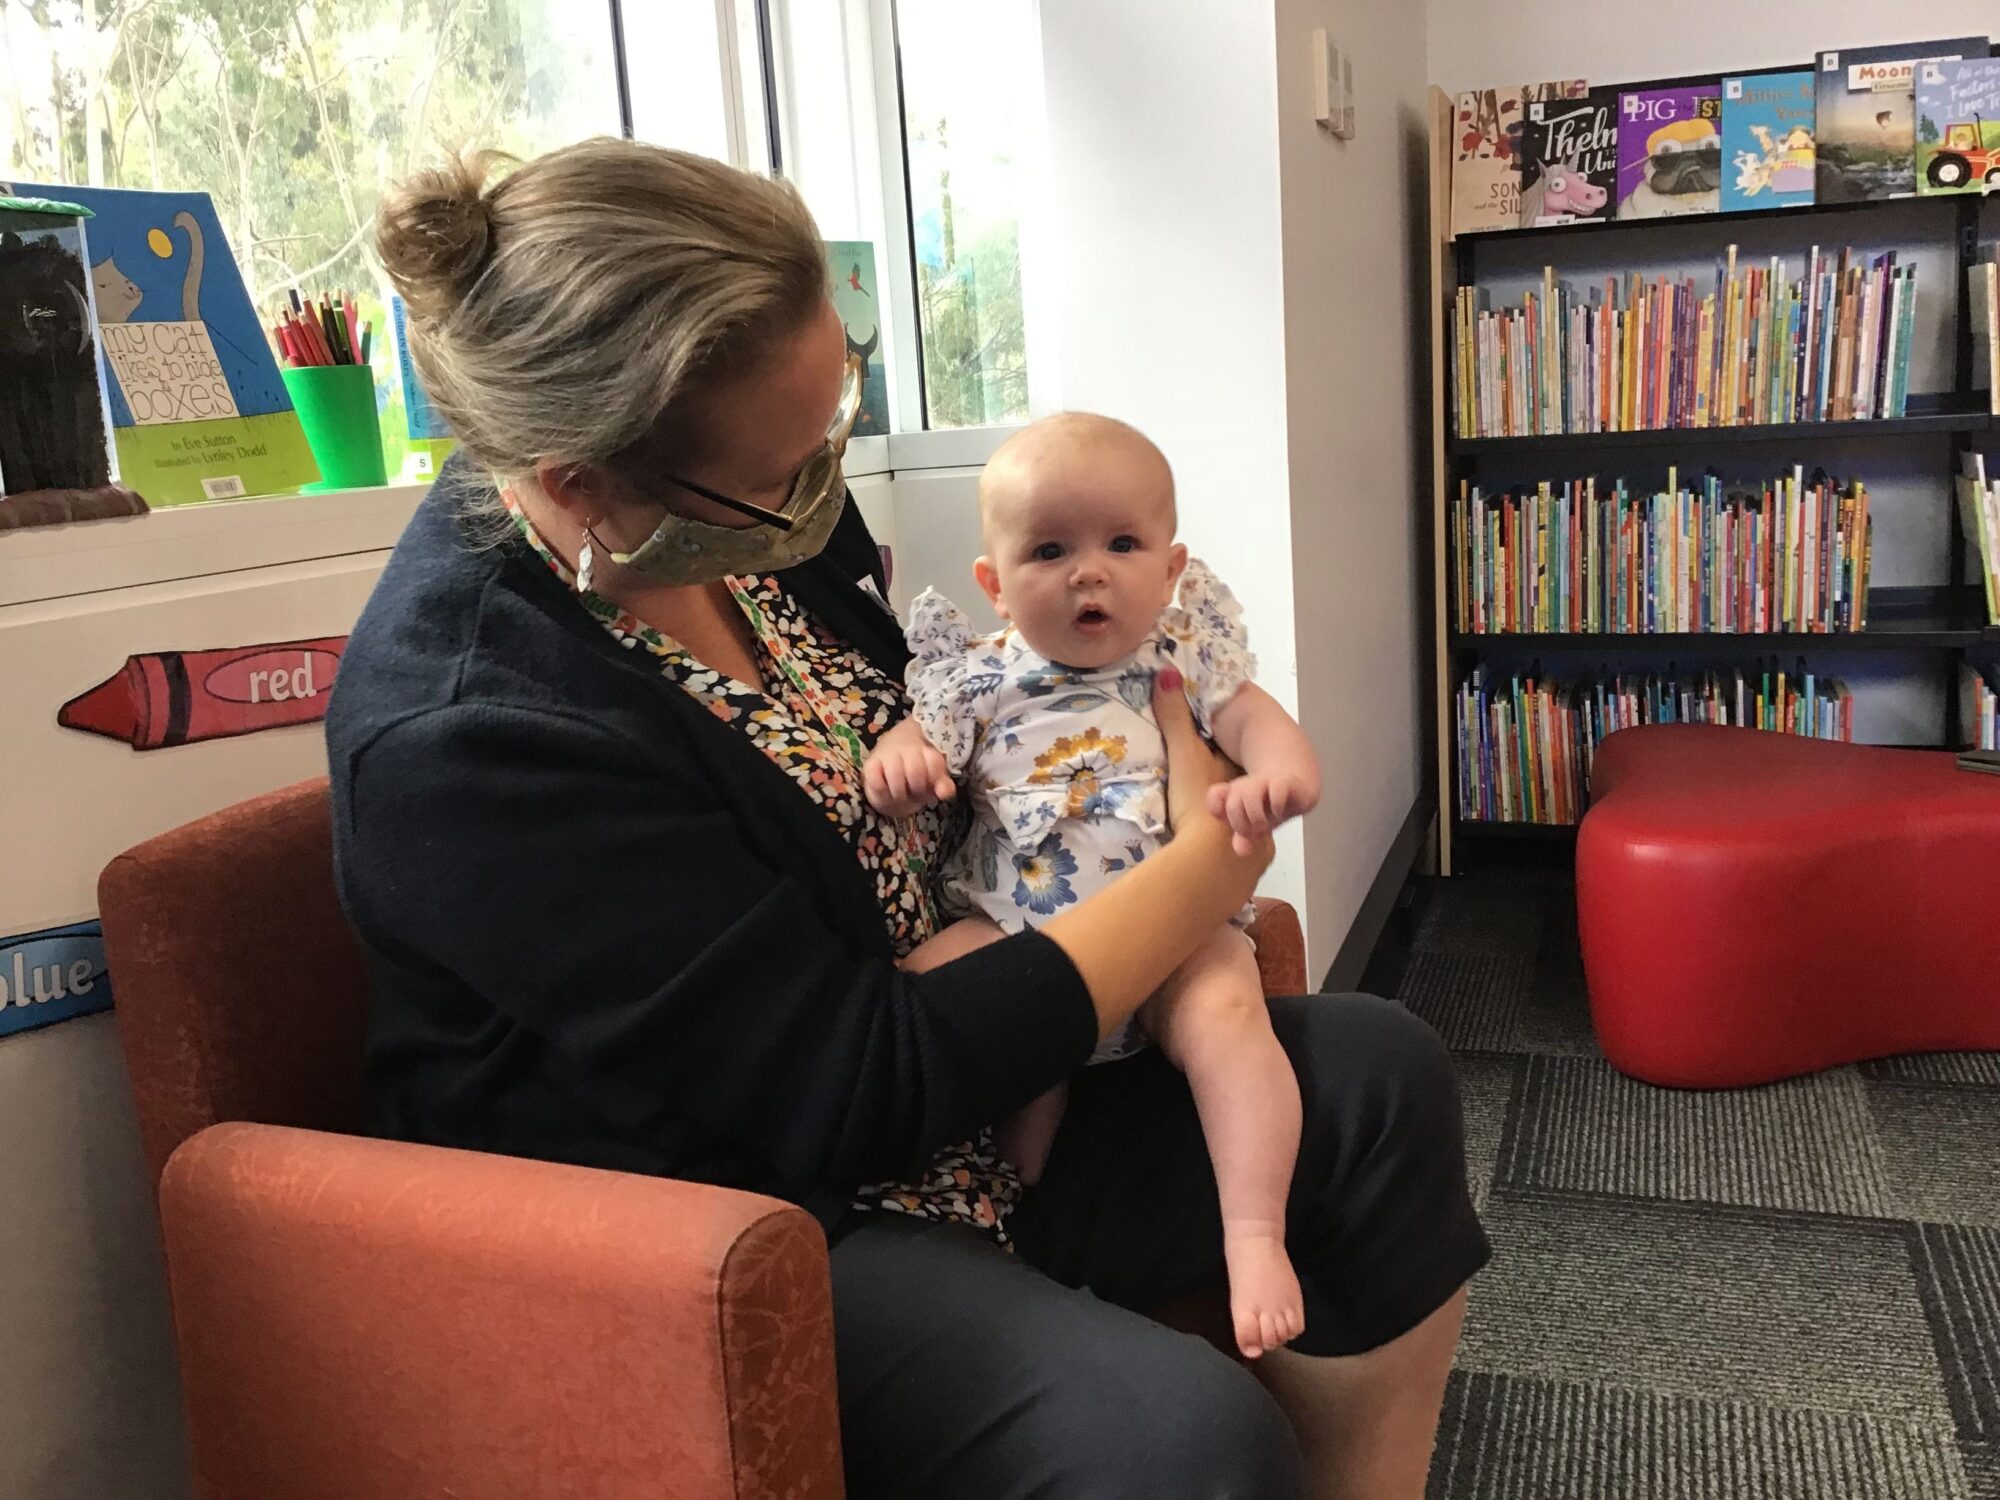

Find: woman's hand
1156;668;1271;868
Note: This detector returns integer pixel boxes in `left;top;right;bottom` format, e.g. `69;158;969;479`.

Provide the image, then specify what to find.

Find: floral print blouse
503;499;1021;1242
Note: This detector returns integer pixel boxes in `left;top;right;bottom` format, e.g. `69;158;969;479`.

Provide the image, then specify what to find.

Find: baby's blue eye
1109;535;1139;554
1034;542;1065;562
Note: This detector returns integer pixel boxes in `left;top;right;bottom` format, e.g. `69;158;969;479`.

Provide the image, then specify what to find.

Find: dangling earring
576;525;597;594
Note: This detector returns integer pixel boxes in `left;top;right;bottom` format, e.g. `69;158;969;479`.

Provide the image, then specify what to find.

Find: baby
863;412;1322;1357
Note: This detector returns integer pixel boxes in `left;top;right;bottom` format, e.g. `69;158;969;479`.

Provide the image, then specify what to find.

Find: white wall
1428;0;1999;93
1038;2;1312;942
0;548;392;1500
1275;0;1436;976
1039;2;1440;972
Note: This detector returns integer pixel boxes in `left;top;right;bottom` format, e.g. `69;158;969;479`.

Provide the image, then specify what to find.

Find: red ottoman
1576;723;2000;1088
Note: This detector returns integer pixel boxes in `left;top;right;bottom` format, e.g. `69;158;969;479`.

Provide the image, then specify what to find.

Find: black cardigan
326;470;1098;1233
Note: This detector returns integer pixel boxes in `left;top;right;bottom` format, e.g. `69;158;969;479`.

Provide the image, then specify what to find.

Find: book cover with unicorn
1721;71;1816;211
1520;87;1619;225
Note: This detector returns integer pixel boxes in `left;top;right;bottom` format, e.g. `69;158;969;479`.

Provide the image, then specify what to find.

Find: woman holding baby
329;139;1488;1500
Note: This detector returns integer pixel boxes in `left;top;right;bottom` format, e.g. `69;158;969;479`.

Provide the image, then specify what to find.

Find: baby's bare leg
898;916;1006;974
1143;927;1305;1359
899;918;1069;1185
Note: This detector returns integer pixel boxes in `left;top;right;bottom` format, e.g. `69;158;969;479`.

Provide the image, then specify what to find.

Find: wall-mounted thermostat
1311;29;1356;141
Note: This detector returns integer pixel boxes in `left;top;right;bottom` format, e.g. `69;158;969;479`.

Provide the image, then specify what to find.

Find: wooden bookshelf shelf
1452;187;1966;251
1453;819;1578;840
1447;402;1992;457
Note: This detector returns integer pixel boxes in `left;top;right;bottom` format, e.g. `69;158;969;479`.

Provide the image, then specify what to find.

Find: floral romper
505;500;1020;1242
906;558;1257;1063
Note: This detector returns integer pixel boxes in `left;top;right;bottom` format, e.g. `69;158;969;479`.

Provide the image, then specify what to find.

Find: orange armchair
100;778;1307;1500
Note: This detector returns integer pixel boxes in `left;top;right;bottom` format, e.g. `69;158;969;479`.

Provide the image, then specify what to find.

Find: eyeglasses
659;354;864;534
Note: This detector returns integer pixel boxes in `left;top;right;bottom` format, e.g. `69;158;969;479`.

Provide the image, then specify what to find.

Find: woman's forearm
1040;814;1267;1041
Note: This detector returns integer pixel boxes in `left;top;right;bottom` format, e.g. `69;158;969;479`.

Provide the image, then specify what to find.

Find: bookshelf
1424;79;2000;874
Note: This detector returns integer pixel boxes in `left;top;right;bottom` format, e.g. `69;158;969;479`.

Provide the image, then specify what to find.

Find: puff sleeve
1159;557;1257;735
903;589;1000;777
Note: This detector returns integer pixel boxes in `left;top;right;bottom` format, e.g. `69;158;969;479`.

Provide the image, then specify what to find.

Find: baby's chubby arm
863;717;959;818
1205;684;1321;856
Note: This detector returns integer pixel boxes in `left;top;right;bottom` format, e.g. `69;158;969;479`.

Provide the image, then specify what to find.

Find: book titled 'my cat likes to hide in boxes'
3;180;318;504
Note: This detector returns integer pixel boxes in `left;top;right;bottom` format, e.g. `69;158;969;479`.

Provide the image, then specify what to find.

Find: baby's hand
1207;770;1319;856
864;725;957;818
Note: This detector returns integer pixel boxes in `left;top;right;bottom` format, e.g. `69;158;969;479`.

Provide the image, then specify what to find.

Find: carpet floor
1386;869;2000;1500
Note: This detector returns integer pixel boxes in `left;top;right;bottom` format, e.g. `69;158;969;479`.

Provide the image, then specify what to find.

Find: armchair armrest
160;1123;843;1500
1248;896;1306;995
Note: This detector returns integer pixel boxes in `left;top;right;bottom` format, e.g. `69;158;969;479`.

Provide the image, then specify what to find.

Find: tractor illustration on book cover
1923;114;2000;188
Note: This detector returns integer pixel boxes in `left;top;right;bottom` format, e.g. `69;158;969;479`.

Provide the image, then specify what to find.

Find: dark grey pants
830;993;1491;1500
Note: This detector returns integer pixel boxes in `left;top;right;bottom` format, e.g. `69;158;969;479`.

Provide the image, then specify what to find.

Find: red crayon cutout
59;636;348;751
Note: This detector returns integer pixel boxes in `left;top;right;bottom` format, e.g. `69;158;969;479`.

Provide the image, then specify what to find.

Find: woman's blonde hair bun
374;137;829;496
376;148;513;323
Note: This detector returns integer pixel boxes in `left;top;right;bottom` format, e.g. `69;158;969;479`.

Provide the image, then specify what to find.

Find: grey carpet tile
1911;1224;2000;1446
1868;1084;2000;1228
1513;958;1601;1058
1965;1442;2000;1500
1862;1053;2000;1088
1416;875;1551;959
1459;1187;1954;1424
1496;1055;1891;1218
1398;950;1533;1051
1428;1371;1972;1500
1455;1052;1526;1213
1430;1369;1973;1500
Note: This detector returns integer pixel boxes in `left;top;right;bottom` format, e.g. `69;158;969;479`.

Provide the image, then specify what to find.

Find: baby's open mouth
1075;604;1110;629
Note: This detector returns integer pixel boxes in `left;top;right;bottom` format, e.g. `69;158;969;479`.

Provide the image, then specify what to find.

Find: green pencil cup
282;365;388;491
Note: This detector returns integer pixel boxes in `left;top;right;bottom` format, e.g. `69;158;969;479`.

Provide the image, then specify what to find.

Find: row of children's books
1452;246;1916;438
1969;662;2000;751
1452;37;1998;235
1456;663;1854;824
1958;452;2000;625
1453;468;1872;636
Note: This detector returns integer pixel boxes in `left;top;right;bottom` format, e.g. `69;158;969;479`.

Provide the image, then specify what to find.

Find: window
0;0;1041;516
1;0;624;481
891;0;1039;431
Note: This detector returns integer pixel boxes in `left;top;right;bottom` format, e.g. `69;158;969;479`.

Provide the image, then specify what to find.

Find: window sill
0;483;429;609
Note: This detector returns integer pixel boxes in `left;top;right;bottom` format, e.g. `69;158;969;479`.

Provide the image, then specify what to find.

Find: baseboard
1320;792;1435;993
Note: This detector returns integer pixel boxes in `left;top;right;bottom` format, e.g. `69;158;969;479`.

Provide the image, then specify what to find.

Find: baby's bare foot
1223;1222;1305;1359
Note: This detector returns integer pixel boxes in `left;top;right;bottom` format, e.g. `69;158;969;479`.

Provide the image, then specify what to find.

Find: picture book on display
1452;80;1587;236
1914;56;2000;194
1721;71;1816;211
0;194;116;499
1617;86;1722;219
1814;37;1989;202
825;240;886;437
1520;89;1619;226
2;179;318;504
